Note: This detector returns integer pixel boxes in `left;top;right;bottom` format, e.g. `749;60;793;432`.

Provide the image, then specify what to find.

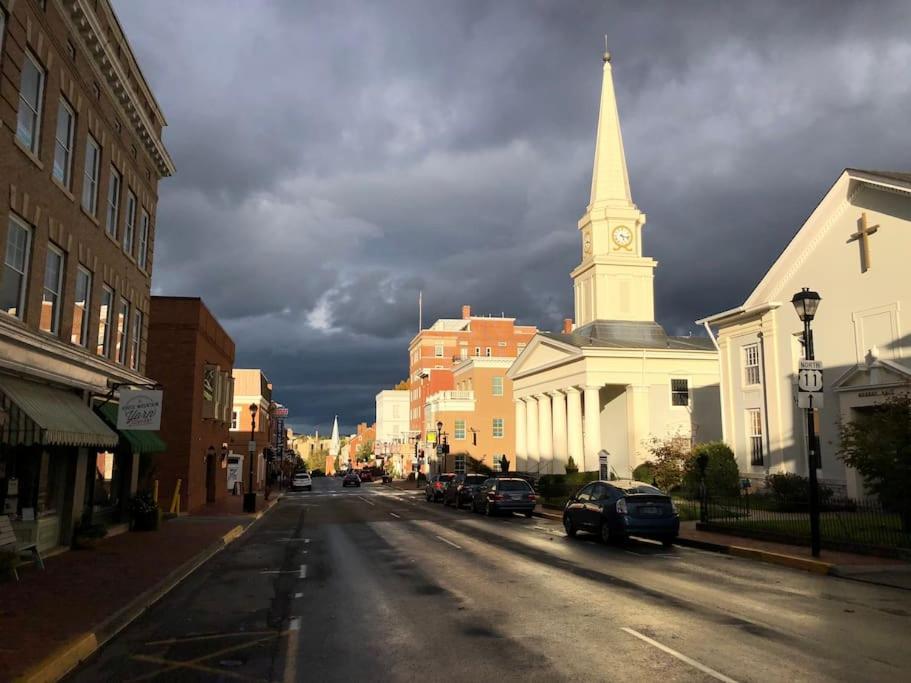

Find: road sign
797;360;824;408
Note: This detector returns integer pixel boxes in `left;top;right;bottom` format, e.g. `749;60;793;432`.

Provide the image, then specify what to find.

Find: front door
205;455;216;503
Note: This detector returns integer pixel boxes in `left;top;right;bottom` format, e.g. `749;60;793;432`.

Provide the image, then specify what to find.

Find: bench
1;514;45;581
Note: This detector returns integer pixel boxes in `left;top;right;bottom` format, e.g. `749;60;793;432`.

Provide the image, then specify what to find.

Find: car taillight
616;498;628;514
527;494;536;501
671;501;679;515
492;493;504;501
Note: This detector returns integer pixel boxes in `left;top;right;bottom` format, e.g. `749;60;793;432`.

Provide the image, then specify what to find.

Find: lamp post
244;403;258;513
792;287;822;557
436;420;443;475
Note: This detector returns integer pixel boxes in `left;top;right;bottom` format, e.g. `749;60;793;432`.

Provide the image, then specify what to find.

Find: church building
698;170;910;498
507;49;722;476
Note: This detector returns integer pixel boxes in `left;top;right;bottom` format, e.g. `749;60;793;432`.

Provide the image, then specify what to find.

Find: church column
583;385;602;472
566;387;584;470
537;393;553;474
551;390;568;474
514;398;527;472
525;395;539;473
625;385;651;479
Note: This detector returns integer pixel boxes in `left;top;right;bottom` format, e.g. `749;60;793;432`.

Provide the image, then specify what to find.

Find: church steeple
589;42;633;209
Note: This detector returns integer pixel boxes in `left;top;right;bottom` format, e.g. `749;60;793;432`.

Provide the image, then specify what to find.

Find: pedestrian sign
797;360;823;408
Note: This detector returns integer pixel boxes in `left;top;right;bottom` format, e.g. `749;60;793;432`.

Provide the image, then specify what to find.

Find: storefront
0;375;119;553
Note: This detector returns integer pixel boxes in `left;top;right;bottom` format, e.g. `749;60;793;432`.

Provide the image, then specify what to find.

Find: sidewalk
0;492;279;682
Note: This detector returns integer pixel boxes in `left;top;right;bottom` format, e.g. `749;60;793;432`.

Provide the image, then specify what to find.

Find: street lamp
244;403;258;513
792;287;822;557
436;420;443;475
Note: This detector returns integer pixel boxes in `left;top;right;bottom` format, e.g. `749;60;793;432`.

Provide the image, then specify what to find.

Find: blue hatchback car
562;480;679;546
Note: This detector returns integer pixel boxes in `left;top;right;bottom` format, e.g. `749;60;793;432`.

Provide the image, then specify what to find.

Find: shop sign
117;389;164;430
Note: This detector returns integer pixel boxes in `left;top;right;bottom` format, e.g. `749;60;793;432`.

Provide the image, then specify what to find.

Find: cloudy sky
113;0;911;434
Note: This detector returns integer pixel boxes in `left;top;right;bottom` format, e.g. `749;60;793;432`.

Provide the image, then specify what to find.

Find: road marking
289;617;301;630
260;570;302;575
389;512;401;518
294;592;303;598
299;564;308;579
435;535;462;550
357;496;376;506
277;538;309;542
283;618;300;683
620;627;739;683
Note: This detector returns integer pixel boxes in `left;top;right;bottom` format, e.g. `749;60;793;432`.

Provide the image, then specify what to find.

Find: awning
0;375;118;448
95;402;167;454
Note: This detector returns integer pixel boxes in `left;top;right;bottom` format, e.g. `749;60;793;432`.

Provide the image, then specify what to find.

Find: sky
113;0;911;435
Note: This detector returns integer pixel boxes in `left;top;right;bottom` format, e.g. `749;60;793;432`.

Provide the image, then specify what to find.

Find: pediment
833;357;911;392
506;334;582;380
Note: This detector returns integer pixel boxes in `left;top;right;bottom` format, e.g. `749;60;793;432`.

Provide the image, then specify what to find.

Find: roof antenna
602;34;611;63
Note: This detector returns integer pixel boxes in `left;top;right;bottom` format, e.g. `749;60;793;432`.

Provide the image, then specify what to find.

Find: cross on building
848;212;879;272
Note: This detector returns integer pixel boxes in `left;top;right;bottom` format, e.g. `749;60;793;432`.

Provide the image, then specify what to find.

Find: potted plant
73;522;108;550
128;491;160;531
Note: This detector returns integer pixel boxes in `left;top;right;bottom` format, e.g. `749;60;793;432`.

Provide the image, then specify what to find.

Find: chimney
462;305;471;319
563;318;573;334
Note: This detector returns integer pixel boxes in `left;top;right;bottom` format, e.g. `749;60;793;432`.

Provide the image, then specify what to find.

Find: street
70;477;911;682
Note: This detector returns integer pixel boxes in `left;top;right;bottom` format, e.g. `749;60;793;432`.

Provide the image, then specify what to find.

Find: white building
375;390;409;445
698;169;911;498
507;48;721;477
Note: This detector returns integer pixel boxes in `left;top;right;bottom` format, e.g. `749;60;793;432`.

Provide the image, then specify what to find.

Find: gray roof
541;320;715;351
847;169;911;185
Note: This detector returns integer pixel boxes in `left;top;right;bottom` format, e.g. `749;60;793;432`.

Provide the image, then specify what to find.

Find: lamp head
436;421;443;432
791;288;821;322
249;403;258;416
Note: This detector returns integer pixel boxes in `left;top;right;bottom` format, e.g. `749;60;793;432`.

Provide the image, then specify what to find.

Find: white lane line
620;627;739;683
357;496;376;506
299;564;308;579
435;535;462;550
294;592;303;598
389;512;401;519
283;618;301;683
260;570;301;575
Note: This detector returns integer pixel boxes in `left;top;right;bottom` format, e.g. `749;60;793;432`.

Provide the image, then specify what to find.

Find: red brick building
347;422;375;466
146;297;234;513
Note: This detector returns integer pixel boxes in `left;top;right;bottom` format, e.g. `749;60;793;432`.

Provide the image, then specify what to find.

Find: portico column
566;387;583;470
551;390;568;473
583;385;602;472
538;393;553;473
515;398;527;471
525;395;539;472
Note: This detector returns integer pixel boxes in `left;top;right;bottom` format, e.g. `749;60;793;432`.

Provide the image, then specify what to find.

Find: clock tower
571;47;655;327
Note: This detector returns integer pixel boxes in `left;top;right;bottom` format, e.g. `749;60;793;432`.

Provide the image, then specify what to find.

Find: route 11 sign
797;360;824;409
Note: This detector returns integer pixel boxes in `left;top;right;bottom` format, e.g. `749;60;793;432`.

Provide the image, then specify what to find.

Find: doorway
205;453;217;503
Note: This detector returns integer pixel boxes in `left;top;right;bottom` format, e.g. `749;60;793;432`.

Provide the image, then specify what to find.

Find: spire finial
602;34;610;63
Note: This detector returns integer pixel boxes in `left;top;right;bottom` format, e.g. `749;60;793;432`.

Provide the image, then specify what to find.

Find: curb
17;499;281;683
673;536;834;575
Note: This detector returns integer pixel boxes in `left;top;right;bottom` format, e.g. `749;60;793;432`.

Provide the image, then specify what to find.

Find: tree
682;441;739;497
643;434;691;491
394;379;410;390
838;394;911;531
357;439;375;463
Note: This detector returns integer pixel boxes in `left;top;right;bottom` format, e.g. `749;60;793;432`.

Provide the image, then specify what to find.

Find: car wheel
563;515;577;538
524;510;533;519
599;520;613;544
485;502;494;517
662;538;675;548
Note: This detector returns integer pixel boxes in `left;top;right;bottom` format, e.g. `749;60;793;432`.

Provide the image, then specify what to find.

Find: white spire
329;416;340;457
588;43;633;208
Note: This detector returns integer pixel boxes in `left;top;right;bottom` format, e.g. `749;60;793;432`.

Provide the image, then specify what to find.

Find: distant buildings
228;369;273;492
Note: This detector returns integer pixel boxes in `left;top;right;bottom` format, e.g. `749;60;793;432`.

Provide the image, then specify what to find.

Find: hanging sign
117;389;163;430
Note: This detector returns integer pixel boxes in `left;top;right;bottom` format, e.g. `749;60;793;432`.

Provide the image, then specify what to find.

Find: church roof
541;320;715;351
845;169;911;186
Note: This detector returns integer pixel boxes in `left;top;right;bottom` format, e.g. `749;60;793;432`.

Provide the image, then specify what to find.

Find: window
492;418;504;438
747;409;763;466
743;344;761;386
129;308;142;370
82;136;100;214
434;343;443;357
491;457;501;473
106;166;121;237
485;347;492;357
576;483;595;502
454;420;466;440
71;266;91;345
492;376;504;396
454;454;466;475
53;99;75;187
16;51;45;153
137;209;149;269
123;191;136;254
231;411;238;430
1;217;32;318
97;286;114;356
460;348;468;360
671;379;690;407
40;245;64;334
116;298;129;364
474;346;480;356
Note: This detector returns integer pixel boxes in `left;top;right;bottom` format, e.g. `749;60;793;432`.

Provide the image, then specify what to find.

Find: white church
507;48;722;476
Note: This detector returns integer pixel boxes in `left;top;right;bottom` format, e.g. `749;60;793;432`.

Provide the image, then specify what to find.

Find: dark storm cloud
113;0;911;428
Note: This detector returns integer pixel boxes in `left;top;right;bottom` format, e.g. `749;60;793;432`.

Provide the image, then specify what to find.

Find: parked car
342;471;361;487
562;480;679;546
473;478;536;517
291;472;312;491
425;473;455;502
443;473;489;509
358;469;374;483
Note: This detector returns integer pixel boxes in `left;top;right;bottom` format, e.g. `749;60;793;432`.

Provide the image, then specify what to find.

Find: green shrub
564;456;579;474
537;471;599;501
632;462;656;484
683;442;740;497
643;434;691;491
765;472;833;509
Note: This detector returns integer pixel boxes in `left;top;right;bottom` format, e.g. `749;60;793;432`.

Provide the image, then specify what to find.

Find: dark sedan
342;471;361;488
425;473;455;502
562;480;679;546
443;473;489;509
473;478;536;517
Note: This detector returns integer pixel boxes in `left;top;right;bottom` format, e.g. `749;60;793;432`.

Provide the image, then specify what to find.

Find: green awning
95;402;167;454
0;375;119;448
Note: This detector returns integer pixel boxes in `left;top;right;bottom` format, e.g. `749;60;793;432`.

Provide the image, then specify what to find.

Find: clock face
612;226;633;247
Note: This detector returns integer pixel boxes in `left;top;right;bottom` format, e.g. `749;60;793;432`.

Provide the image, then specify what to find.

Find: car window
576;483;595;502
616;483;663;495
591;483;611;500
466;475;486;484
440;474;455;482
498;480;531;492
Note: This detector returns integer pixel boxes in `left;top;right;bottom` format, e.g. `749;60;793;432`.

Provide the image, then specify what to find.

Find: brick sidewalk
0;494;273;681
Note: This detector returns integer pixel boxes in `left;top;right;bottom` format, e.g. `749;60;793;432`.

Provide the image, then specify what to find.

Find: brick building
146;297;234;513
346;422;375;466
228;369;273;492
0;0;173;551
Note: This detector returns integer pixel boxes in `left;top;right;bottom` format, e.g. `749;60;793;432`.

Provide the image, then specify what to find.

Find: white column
583;385;602;473
566;387;583;470
515;398;527;472
538;393;553;473
625;385;651;479
551;390;568;473
525;396;539;472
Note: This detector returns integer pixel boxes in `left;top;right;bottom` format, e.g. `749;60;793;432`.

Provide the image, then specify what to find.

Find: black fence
674;493;910;555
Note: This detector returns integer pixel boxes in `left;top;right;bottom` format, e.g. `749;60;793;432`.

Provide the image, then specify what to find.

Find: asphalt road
69;476;911;682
